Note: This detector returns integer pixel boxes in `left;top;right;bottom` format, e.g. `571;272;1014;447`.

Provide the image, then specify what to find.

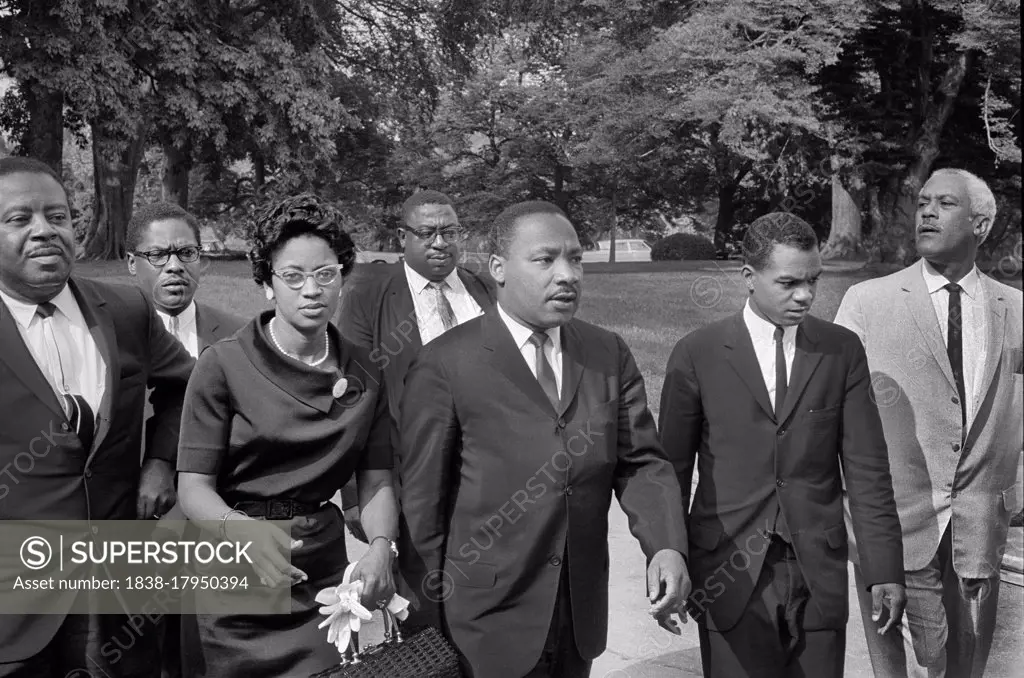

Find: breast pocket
804;404;840;425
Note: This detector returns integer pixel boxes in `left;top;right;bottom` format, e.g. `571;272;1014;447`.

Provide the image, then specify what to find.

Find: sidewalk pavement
337;498;1023;676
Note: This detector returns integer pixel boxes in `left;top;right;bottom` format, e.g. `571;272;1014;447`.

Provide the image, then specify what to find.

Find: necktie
945;283;966;426
773;325;788;420
527;331;560;410
170;314;181;340
429;282;456;332
36;302;95;451
771;323;792;542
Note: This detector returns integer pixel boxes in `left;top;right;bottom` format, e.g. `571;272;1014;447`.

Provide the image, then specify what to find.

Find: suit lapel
902;262;958;393
778;321;823;425
481;310;560;415
723;313;775;421
388;274;422;353
195;304;221;352
558;322;585;417
458;267;494;310
69;279;119;459
0;298;67;419
971;276;1007;437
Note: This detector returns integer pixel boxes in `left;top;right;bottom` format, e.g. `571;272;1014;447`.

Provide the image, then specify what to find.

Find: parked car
355;246;403;264
581;239;652;263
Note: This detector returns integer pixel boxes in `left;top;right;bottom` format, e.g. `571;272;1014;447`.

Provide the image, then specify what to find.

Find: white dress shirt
921;260;987;429
0;285;107;415
158;301;199;359
743;299;796;411
497;302;563;397
404;263;484;345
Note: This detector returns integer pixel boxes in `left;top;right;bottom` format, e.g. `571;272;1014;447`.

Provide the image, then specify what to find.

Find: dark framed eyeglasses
271;264;345;290
403;226;465;243
134;246;201;266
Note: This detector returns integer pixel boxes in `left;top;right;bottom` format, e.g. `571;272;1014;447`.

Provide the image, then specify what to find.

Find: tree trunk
821;169;865;260
552;164;570;215
22;80;64;174
609;189;617;263
876;51;972;264
714;180;740;252
161;142;192;208
253;153;266;189
82;121;148;260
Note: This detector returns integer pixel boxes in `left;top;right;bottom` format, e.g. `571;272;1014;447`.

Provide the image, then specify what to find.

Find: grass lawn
75;258;1021;415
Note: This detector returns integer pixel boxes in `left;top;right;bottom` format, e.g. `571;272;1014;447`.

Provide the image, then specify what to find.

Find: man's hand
647;549;692;635
137;459;176;519
871;582;907;635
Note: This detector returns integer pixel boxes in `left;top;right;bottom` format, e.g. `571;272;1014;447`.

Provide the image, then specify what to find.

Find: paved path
336;497;1023;676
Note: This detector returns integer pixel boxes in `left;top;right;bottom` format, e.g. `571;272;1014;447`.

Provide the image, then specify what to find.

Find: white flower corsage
316;562;410;656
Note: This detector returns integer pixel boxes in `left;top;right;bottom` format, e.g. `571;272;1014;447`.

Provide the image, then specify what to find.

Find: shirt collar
921;259;982;299
0;284;75;330
496;302;561;352
404;262;463;295
743;298;797;343
158;300;197;331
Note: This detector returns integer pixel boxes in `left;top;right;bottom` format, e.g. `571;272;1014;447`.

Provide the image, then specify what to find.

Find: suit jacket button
61;423;70;432
776;479;785;487
564;485;573;496
952;443;961;452
84;469;93;479
951;396;960;405
549;556;562;566
556;418;566;430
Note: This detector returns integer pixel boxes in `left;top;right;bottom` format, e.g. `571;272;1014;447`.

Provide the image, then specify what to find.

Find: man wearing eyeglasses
336;190;495;541
125;202;244;678
0;159;194;678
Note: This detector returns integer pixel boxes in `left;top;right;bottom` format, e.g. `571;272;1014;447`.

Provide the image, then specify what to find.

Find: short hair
126;202;202;252
489;201;568;257
246;193;356;286
928;168;997;243
0;156;67;197
402;190;454;224
741;212;819;270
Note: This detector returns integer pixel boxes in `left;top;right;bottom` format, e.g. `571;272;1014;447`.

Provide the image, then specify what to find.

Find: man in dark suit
0;157;195;677
125;201;245;678
658;212;907;678
335;190;494;539
398;201;690;678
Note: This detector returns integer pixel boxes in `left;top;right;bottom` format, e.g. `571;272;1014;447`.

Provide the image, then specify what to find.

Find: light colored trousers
853;526;1000;678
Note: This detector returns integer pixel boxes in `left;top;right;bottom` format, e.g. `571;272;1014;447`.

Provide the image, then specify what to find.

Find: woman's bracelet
219;508;248;541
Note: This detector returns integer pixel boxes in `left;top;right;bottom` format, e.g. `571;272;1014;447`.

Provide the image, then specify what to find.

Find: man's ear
127;253;137;276
973;214;993;245
489;253;506;285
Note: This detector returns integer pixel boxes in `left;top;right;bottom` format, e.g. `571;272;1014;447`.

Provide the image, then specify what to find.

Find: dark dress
177;311;392;678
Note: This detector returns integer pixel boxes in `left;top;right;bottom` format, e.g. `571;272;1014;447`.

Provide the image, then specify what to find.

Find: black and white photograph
0;1;1021;676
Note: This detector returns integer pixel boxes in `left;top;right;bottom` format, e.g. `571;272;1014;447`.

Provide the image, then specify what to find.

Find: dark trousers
522;562;592;678
0;613;161;678
699;537;845;678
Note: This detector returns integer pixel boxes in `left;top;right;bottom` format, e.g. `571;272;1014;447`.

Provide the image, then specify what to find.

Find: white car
355;247;403;264
581;239;652;263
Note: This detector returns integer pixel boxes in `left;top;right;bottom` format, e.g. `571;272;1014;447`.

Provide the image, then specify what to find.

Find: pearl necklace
269;318;329;367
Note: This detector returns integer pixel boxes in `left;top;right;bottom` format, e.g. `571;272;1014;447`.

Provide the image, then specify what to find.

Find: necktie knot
36;301;57;319
528;331;550;350
429;281;449;291
944;282;963;296
773;325;785;343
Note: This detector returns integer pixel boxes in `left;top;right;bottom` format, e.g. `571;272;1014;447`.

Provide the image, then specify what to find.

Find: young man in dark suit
398;201;689;678
0;158;195;677
335;190;494;539
658;212;906;678
125;201;245;678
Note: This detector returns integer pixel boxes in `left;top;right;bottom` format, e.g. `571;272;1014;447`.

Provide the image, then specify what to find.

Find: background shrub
651;233;717;261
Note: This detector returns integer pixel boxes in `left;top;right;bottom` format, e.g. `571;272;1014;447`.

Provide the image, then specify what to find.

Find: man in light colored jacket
834;168;1023;678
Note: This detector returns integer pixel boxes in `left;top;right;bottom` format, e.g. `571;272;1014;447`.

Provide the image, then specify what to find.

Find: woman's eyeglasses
134;246;201;266
271;264;345;290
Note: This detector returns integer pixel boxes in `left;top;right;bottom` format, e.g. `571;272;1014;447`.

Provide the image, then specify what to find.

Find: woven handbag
309;609;463;678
